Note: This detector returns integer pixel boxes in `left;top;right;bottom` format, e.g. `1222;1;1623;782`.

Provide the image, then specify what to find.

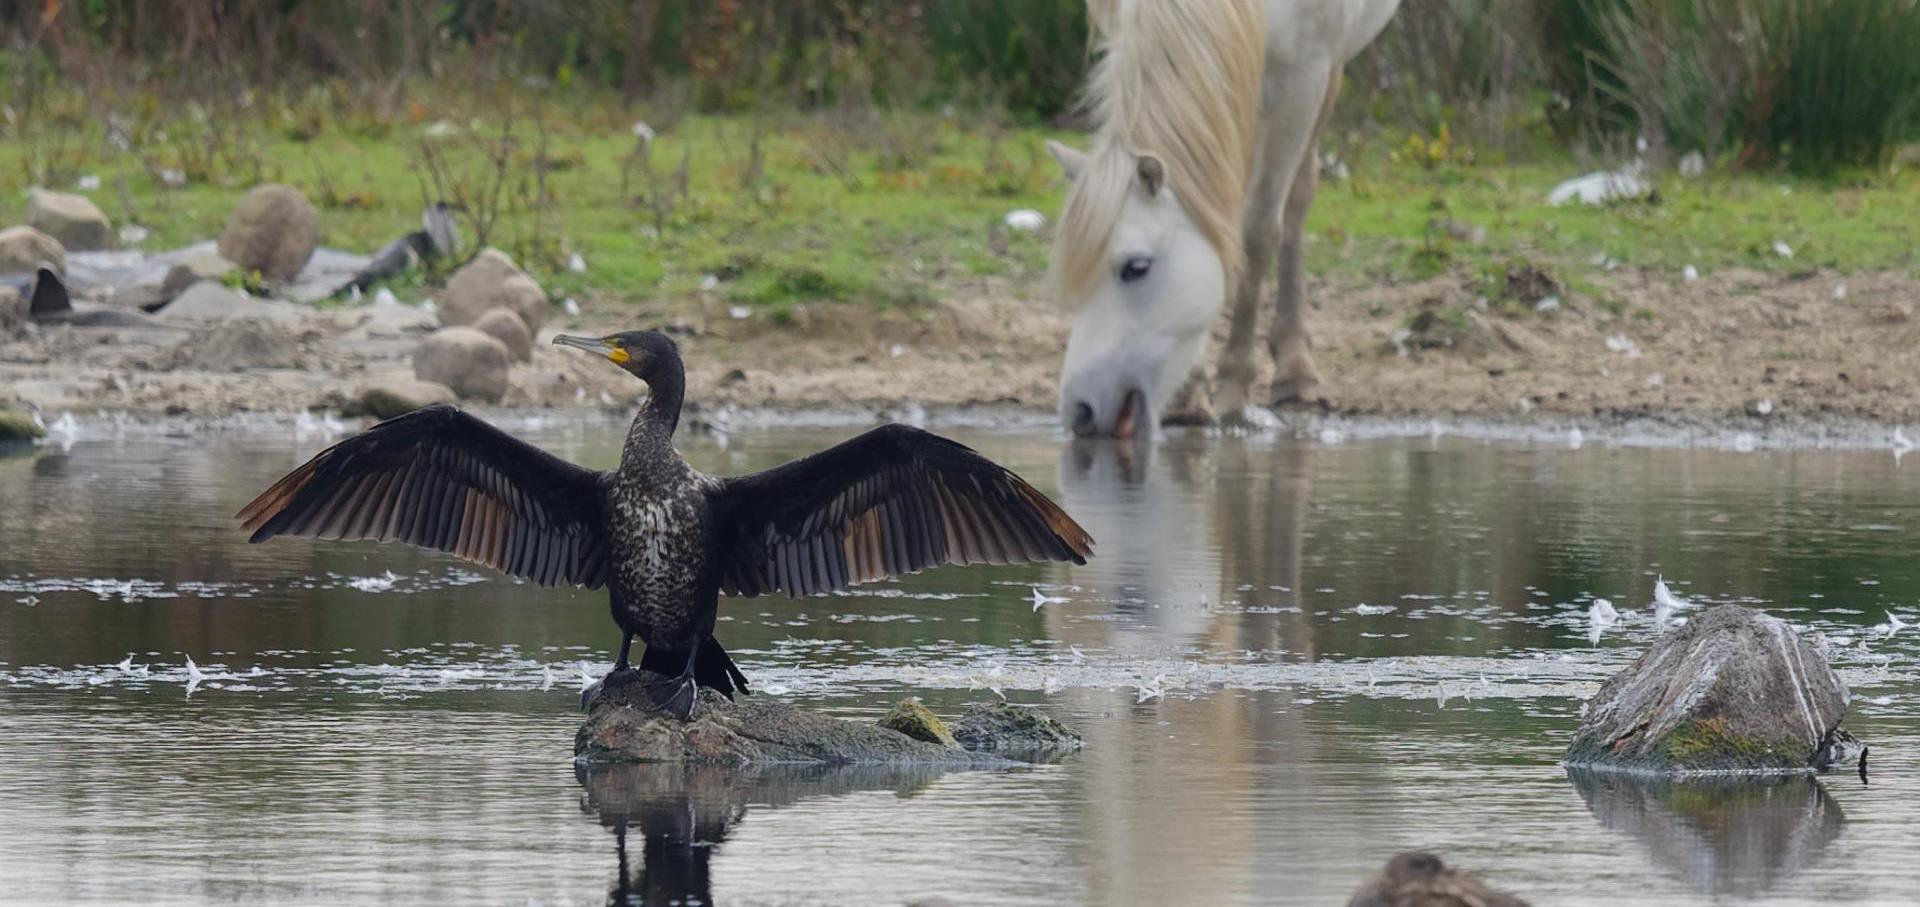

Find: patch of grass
3;75;1917;320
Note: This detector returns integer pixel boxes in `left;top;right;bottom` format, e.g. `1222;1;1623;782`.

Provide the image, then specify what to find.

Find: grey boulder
473;306;534;362
413;326;511;403
25;190;113;251
342;375;459;419
0;225;66;275
1565;605;1855;775
218;184;319;283
438;247;547;332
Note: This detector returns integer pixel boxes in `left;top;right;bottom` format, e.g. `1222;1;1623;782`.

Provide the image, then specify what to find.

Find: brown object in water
1346;851;1530;907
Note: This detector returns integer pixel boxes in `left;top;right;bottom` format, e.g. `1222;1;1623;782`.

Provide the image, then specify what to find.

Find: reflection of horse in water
1052;438;1330;905
1049;0;1400;437
1054;437;1314;655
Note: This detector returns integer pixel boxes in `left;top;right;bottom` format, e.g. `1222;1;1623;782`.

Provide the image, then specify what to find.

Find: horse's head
1048;140;1226;439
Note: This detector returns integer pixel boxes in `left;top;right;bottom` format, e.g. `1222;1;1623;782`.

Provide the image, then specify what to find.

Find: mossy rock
877;698;959;748
950;701;1082;760
1565;605;1855;776
0;409;44;442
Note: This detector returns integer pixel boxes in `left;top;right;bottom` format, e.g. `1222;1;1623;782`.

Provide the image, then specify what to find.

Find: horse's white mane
1053;0;1266;301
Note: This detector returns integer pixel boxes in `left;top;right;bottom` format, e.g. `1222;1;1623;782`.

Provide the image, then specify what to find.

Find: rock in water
25;189;113;251
877;698;959;748
412;326;512;403
576;679;1017;766
1565;605;1854;775
342;375;458;419
1347;852;1530;907
950;701;1083;759
0;225;66;275
437;247;548;332
0;408;44;442
473;307;533;362
218;184;319;283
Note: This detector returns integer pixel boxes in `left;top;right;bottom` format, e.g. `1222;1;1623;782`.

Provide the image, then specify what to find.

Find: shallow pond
2;417;1918;906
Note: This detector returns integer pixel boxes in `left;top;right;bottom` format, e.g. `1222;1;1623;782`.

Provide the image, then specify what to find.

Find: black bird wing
236;404;612;588
708;424;1094;598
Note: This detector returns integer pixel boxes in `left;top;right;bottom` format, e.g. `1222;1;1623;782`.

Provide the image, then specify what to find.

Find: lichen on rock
575;674;1078;767
877;698;959;748
1565;604;1857;776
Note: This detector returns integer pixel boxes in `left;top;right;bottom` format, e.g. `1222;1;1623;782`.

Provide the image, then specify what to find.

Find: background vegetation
3;1;1918;313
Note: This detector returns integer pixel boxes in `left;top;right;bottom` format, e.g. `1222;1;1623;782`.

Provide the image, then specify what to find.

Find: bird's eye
607;337;625;348
1118;257;1153;283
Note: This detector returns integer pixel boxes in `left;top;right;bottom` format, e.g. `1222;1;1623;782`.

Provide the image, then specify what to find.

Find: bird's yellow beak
554;333;629;364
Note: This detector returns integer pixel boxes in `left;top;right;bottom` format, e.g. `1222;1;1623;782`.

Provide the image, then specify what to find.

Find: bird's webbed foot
644;670;699;721
579;666;643;711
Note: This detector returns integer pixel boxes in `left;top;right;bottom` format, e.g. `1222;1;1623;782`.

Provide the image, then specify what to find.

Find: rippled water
3;417;1919;906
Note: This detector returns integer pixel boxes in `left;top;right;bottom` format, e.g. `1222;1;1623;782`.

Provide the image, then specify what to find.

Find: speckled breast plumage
608;428;719;648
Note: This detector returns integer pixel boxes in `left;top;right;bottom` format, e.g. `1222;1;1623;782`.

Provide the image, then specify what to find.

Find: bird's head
553;330;681;382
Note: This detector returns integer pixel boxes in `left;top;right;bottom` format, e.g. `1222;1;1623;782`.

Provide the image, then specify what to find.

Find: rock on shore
0;225;66;275
413;326;511;402
1565;605;1856;775
218;184;319;283
437;247;548;332
25;189;112;251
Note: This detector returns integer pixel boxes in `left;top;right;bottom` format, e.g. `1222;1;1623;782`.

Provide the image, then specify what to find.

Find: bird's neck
636;360;685;436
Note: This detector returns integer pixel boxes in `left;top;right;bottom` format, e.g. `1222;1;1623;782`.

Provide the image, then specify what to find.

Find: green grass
4;88;1918;316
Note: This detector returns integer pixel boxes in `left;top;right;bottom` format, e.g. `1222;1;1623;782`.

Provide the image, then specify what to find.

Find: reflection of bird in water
239;329;1092;719
578;762;952;907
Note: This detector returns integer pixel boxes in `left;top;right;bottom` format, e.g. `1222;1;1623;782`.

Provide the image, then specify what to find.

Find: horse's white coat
1051;0;1401;436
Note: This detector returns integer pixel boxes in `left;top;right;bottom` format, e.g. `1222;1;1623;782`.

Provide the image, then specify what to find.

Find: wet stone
1346;852;1530;907
576;676;1077;766
1565;605;1855;776
950;700;1083;759
0;408;44;442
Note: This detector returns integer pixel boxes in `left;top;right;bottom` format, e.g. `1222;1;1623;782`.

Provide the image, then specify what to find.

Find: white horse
1048;0;1401;437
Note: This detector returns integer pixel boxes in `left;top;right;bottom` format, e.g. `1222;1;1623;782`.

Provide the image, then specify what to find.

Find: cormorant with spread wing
237;329;1094;719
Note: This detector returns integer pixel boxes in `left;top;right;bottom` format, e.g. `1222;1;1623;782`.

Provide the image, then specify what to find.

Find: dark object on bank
24;266;165;328
237;329;1094;721
340;202;463;296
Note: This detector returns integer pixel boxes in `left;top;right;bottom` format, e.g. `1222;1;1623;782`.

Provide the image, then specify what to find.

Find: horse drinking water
1049;0;1400;438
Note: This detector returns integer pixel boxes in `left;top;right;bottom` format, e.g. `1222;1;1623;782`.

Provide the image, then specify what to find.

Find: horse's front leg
1266;68;1343;407
1217;64;1332;422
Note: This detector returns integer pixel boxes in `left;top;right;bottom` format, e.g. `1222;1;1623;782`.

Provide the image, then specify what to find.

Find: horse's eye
1119;257;1153;283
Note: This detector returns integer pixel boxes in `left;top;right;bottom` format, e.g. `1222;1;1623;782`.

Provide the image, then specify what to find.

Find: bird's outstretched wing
236;404;612;588
708;424;1093;597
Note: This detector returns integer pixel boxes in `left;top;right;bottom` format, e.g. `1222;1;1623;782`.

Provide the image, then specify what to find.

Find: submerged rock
1347;852;1530;907
1565;605;1854;775
577;680;1018;766
412;326;511;403
218;184;319;283
877;698;959;748
950;700;1083;759
26;189;113;251
0;225;66;275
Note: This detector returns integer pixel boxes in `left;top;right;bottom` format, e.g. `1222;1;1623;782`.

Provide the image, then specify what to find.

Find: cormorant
237;329;1094;719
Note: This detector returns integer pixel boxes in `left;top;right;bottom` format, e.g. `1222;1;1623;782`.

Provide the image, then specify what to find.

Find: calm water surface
2;417;1918;906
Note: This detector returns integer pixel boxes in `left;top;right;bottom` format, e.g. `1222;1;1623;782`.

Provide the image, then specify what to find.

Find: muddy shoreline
5;266;1916;451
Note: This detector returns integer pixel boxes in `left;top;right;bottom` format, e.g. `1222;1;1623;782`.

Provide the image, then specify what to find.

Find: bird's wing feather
236;404;612;588
708;424;1092;598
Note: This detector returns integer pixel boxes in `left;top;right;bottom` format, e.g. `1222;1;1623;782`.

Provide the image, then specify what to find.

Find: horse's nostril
1071;402;1096;435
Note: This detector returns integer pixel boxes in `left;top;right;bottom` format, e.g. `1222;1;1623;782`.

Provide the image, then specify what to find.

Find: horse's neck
1258;0;1401;65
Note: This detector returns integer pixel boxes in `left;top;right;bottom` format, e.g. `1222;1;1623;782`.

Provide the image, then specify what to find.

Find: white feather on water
1029;585;1069;612
1654;576;1689;627
1587;598;1619;644
184;655;207;695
